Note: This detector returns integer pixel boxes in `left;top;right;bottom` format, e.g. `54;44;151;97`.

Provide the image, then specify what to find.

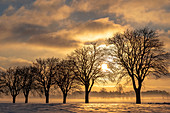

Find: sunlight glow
101;63;108;71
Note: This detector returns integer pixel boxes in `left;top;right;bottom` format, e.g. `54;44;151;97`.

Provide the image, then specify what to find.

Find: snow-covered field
0;97;170;113
0;103;170;113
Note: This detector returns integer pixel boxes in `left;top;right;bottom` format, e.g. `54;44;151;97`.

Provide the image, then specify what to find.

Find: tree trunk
45;92;49;103
13;95;16;103
25;94;29;103
85;85;89;103
135;89;141;104
63;93;67;104
131;76;142;104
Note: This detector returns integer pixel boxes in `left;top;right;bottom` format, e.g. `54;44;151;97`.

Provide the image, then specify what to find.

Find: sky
0;0;170;92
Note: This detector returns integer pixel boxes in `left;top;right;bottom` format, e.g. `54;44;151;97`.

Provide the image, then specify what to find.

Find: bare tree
19;66;42;103
0;71;7;95
55;59;80;104
68;43;106;103
3;67;23;103
34;58;59;103
108;28;169;104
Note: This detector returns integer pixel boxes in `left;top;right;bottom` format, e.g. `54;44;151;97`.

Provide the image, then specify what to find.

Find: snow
0;97;170;113
0;103;170;113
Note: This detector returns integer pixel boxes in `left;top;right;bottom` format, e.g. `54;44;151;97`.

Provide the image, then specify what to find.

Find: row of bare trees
0;66;38;103
0;28;169;104
0;44;107;104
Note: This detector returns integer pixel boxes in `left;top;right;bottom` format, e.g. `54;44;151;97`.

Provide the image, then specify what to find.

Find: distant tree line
0;28;169;104
71;89;170;98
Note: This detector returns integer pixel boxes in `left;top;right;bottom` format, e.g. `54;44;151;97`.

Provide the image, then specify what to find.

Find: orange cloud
54;17;128;43
77;17;128;39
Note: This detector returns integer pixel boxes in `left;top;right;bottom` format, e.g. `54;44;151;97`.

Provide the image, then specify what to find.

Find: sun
101;63;108;71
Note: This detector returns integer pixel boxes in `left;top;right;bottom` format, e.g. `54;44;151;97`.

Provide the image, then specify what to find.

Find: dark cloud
12;23;49;39
0;0;35;15
2;5;16;16
163;5;170;12
65;0;73;5
0;23;49;43
0;23;7;33
28;34;80;48
71;0;170;28
77;20;115;33
70;11;104;22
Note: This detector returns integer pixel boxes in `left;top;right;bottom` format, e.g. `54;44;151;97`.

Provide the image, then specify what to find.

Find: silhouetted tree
3;67;24;103
0;71;7;95
108;28;169;104
34;58;59;103
55;59;80;103
69;43;106;103
19;66;41;103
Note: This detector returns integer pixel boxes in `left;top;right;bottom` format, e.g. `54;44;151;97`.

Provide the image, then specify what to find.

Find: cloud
0;0;77;49
157;30;170;51
0;0;73;26
1;0;168;49
71;0;170;27
0;23;51;49
10;17;126;48
0;0;34;15
76;18;129;41
0;23;49;43
12;23;48;36
0;56;32;69
0;43;75;67
21;17;127;48
64;17;129;42
28;17;127;47
2;5;16;16
28;33;80;48
0;0;169;72
71;0;117;12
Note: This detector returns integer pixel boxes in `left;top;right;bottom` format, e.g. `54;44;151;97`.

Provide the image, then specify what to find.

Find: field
0;103;170;113
0;97;170;113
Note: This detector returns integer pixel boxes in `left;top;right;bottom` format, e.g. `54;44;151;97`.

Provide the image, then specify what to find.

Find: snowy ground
0;103;170;113
0;97;170;113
